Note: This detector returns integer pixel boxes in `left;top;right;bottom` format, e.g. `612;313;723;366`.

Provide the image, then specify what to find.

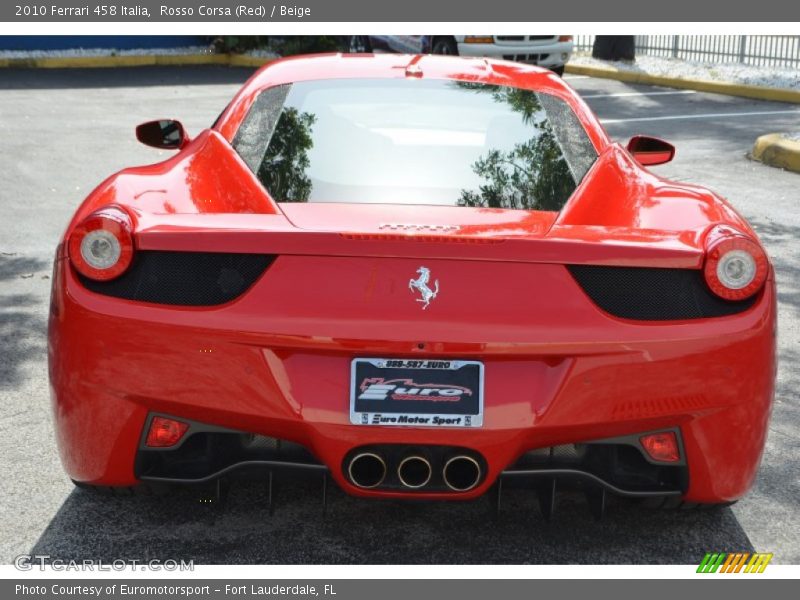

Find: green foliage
270;36;344;56
258;108;316;202
458;141;574;211
212;36;269;53
213;36;344;56
455;83;576;211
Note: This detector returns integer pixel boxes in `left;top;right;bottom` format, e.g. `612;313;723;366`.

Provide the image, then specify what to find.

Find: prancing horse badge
409;266;439;310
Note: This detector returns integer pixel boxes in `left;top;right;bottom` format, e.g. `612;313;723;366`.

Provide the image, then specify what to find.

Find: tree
257;108;316;202
454;83;576;211
458;136;574;211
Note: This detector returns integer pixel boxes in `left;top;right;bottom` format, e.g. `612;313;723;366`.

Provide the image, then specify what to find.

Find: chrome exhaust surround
397;455;433;489
443;455;482;491
348;452;387;489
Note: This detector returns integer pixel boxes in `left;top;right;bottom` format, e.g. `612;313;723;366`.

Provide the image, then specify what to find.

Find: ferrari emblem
409;266;439;310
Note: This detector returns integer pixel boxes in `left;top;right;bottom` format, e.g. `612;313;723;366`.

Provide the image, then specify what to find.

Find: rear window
233;78;598;211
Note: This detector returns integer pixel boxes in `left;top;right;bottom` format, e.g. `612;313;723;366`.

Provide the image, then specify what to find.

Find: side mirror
135;119;189;150
626;135;675;166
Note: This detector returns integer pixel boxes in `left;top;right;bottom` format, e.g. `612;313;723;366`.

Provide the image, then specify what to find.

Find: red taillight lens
145;417;190;448
558;36;574;42
704;232;768;301
640;432;680;463
68;206;134;281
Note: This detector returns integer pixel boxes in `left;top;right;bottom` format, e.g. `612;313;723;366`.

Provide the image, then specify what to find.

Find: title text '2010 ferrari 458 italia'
49;54;776;517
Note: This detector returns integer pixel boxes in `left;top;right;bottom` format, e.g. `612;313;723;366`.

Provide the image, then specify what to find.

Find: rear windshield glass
232;78;598;211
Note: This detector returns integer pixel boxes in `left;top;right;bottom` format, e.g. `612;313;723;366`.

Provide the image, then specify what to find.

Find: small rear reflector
640;432;680;463
145;416;190;448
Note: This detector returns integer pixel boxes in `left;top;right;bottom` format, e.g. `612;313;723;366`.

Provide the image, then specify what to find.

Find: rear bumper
49;256;776;503
134;417;688;499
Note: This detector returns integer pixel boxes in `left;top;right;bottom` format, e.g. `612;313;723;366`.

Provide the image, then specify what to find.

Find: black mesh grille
78;251;275;306
567;265;756;320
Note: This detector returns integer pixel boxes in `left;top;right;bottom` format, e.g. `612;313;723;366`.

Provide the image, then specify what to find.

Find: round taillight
704;234;768;301
68;206;134;281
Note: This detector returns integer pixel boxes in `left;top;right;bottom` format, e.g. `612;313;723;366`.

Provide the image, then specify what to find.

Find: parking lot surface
0;66;798;564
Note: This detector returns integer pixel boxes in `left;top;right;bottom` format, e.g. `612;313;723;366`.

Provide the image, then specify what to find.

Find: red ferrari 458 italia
49;54;776;514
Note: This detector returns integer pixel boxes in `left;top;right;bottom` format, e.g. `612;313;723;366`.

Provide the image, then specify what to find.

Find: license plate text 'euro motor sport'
350;358;484;427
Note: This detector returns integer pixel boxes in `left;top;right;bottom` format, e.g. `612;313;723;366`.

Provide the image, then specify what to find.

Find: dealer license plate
350;358;484;428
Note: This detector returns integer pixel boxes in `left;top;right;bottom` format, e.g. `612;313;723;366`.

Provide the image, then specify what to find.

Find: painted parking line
601;109;800;124
582;90;697;99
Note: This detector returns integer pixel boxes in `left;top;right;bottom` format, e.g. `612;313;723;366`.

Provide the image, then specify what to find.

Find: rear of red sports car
48;54;776;512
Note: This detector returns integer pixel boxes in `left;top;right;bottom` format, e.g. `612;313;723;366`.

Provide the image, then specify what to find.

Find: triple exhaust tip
442;455;482;492
348;452;481;492
348;452;387;489
397;455;433;489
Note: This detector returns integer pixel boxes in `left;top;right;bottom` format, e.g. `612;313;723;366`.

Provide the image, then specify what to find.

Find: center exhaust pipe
397;455;433;489
348;452;387;489
443;455;482;491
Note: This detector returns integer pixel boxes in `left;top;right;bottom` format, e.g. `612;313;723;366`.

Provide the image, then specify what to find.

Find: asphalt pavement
0;66;798;565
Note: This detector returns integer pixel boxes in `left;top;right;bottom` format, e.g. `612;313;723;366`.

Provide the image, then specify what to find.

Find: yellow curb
229;54;275;68
565;63;800;105
154;54;229;66
0;54;274;69
751;133;800;173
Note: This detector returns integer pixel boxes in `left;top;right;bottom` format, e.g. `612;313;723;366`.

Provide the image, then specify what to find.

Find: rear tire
431;37;458;56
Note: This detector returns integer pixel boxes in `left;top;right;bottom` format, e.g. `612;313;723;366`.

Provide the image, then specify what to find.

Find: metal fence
573;36;800;68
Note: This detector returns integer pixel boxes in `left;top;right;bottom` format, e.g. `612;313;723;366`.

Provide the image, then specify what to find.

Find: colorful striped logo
697;552;773;573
